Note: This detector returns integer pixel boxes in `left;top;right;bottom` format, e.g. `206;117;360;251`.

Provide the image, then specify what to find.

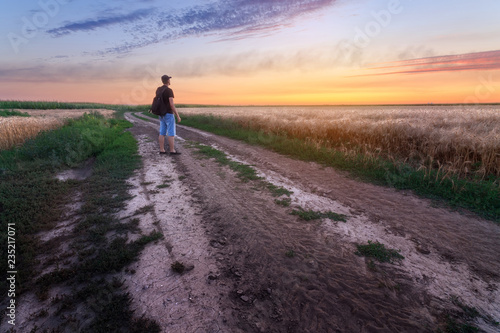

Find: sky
0;0;499;105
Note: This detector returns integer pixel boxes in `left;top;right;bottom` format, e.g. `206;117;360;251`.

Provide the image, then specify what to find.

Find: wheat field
180;105;500;179
0;109;115;150
0;117;65;150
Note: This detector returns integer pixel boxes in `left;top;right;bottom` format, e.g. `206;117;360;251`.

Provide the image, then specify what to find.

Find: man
158;75;181;155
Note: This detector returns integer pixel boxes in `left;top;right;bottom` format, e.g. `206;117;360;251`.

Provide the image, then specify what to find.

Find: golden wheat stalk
0;117;65;150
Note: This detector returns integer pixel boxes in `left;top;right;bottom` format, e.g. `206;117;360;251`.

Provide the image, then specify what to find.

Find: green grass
275;197;292;207
451;296;481;321
133;204;155;216
355;241;404;263
179;114;500;222
0;100;145;112
2;100;498;113
266;183;293;197
76;232;163;278
0;113;126;291
193;143;261;182
190;142;305;211
0;111;160;330
0;100;228;120
50;278;161;332
439;296;499;333
131;112;151;122
140;111;158;119
0;109;30;117
442;317;479;333
291;208;348;222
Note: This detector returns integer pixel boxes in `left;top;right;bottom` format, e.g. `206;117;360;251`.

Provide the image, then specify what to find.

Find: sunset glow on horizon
1;0;499;105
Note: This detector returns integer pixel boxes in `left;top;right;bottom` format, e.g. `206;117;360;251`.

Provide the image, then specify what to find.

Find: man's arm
169;97;181;123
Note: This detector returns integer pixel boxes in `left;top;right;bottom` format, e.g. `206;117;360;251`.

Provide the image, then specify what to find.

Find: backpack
149;86;168;116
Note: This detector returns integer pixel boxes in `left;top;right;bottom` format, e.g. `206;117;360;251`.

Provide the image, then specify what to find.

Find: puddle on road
55;157;95;181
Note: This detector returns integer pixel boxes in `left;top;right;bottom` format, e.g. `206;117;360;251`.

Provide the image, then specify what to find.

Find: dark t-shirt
156;86;174;113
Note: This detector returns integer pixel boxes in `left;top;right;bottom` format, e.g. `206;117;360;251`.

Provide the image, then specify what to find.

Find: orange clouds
362;50;500;76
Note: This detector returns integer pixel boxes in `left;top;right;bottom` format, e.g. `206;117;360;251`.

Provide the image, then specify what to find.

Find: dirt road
123;113;500;333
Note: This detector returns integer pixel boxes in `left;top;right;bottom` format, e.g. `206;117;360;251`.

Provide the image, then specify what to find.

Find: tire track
123;114;231;332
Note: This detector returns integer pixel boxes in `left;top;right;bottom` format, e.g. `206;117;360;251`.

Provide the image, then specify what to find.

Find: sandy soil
122;113;500;333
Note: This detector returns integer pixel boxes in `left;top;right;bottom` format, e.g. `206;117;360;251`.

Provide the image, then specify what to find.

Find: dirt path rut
124;113;500;333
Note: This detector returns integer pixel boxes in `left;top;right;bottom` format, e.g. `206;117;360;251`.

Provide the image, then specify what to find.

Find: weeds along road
123;113;500;333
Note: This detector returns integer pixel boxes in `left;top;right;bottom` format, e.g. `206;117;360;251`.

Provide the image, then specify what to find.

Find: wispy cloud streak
360;50;500;76
47;0;337;53
48;8;155;36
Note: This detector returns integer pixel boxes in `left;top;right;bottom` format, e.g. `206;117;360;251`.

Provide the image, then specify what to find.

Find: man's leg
159;135;166;152
166;114;177;153
168;136;175;153
159;115;168;153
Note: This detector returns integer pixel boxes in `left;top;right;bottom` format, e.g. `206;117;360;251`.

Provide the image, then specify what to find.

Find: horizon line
2;100;499;108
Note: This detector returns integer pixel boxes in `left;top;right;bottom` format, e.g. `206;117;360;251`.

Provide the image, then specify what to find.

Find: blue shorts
159;113;176;136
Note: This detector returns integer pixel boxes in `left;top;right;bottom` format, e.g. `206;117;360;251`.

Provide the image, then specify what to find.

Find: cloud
47;8;155;36
0;41;345;84
0;48;316;84
47;0;337;53
358;50;500;76
163;0;331;34
0;63;119;83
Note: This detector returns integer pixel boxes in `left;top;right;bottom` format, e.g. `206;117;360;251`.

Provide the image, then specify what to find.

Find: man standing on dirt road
158;75;181;155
